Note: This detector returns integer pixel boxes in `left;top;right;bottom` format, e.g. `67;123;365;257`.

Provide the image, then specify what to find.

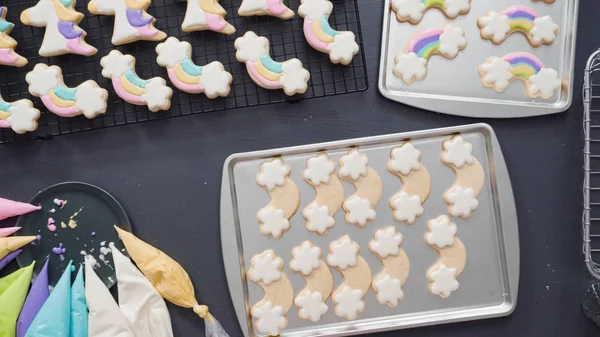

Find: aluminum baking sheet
220;123;519;336
377;0;579;118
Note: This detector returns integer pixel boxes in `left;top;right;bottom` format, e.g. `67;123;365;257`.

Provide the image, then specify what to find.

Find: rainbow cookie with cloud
533;0;554;4
0;7;27;67
391;0;471;24
235;31;310;96
298;0;360;65
239;0;294;19
477;6;559;47
478;52;561;99
182;0;235;34
20;0;97;57
0;94;40;134
101;50;173;112
393;25;466;84
156;37;232;98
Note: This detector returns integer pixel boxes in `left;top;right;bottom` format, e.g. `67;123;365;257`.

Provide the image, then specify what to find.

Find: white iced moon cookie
239;0;294;19
369;227;410;307
0;94;40;134
391;0;471;24
182;0;236;34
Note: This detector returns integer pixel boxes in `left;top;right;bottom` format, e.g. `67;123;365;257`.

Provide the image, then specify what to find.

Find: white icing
393;52;427;83
530;16;559;45
279;59;310;96
257;206;290;238
374;275;403;306
298;0;333;20
156;37;191;68
438;25;467;58
25;63;59;96
93;0;143;44
327;236;358;269
426;215;457;248
339;149;368;180
251;301;286;336
333;286;364;320
479;57;514;91
294;291;328;321
389;142;421;175
392;0;426;21
239;0;268;13
303;203;335;234
257;158;291;191
249;251;282;285
528;67;561;98
370;227;403;258
304;154;335;185
328;32;359;64
392;192;423;224
430;264;459;297
442;136;473;168
182;0;207;29
447;186;479;217
444;0;471;17
75;82;108;118
290;241;321;276
199;61;232;98
101;50;135;78
141;78;172;111
5;100;40;134
25;0;69;55
478;12;510;43
344;196;376;226
235;31;269;63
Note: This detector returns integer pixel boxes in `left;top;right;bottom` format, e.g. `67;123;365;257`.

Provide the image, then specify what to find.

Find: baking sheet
377;0;579;118
220;123;519;336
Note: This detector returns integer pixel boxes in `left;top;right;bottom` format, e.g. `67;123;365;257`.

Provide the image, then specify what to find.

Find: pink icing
66;38;96;56
41;95;80;117
247;61;280;88
0;120;10;128
267;0;287;15
137;25;159;37
0;48;18;65
111;77;145;104
303;20;329;52
407;28;442;53
206;13;227;31
167;68;205;93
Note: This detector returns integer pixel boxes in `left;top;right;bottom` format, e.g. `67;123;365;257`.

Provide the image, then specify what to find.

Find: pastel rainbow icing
247;54;284;88
503;5;538;32
123;0;161;38
406;28;442;59
0;99;13;128
303;15;339;52
0;7;26;67
421;0;446;8
503;52;543;79
112;69;150;104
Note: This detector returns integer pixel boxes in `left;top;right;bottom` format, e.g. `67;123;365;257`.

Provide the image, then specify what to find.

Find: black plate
16;182;131;288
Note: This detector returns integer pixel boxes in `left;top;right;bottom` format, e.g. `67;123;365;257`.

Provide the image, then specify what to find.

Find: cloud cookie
182;0;235;34
370;227;410;307
0;94;40;134
391;0;471;24
0;7;27;67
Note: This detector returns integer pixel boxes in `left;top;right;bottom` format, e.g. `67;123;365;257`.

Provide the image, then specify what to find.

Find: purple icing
36;235;41;240
126;9;153;28
58;21;83;39
507;9;536;21
52;243;65;255
17;259;50;337
91;232;96;236
412;34;440;55
0;249;21;270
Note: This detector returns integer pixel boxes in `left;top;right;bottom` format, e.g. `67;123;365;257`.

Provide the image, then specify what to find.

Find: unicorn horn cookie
182;0;236;34
26;64;108;119
391;0;471;24
21;0;97;57
0;7;27;67
238;0;294;19
0;94;40;134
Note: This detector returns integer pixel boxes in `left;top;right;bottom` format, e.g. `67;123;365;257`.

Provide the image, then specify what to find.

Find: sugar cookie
26;64;108;119
393;25;467;84
101;50;173;112
532;0;554;4
369;227;409;307
0;7;27;67
156;37;232;98
338;149;382;227
290;241;333;322
239;0;294;19
21;0;97;57
235;31;310;96
0;94;40;134
298;0;359;65
478;52;561;99
182;0;235;34
391;0;471;24
88;0;167;45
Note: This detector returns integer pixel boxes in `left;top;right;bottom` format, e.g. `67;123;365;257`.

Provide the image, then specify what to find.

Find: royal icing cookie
369;227;409;307
235;31;311;96
477;6;559;47
393;25;467;84
88;0;167;45
0;7;27;67
478;52;561;99
248;250;294;336
26;64;108;119
0;94;40;134
298;0;360;65
101;50;173;112
290;241;333;322
532;0;555;4
425;215;466;298
327;235;371;320
388;142;430;224
182;0;235;34
239;0;294;19
391;0;471;24
156;37;232;98
338;149;382;227
21;0;97;57
302;153;344;235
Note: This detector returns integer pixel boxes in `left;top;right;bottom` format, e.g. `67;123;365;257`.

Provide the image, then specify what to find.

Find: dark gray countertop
0;0;597;335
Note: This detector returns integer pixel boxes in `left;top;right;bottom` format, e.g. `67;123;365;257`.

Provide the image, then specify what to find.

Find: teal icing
59;0;74;7
54;85;77;101
0;19;13;33
125;69;149;88
321;15;338;37
180;57;202;77
0;101;11;112
260;55;282;74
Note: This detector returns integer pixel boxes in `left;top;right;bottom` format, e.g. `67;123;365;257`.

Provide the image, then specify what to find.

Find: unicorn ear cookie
21;0;97;57
0;7;27;67
391;0;471;24
239;0;294;19
0;94;40;134
477;6;559;46
182;0;236;34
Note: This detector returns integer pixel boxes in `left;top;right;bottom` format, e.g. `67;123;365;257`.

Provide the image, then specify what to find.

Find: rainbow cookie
391;0;471;24
183;0;236;34
0;7;27;67
298;0;359;65
101;50;173;112
26;64;108;119
478;52;561;99
0;94;40;134
235;31;310;96
88;0;167;45
156;37;232;98
239;0;294;19
478;6;559;47
20;0;97;57
532;0;554;3
393;25;467;84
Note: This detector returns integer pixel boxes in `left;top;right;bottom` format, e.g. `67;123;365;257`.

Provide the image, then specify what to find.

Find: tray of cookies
377;0;578;118
220;123;519;336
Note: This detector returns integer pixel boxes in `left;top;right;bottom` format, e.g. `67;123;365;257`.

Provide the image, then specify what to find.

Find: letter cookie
298;0;359;65
302;153;344;235
0;94;40;134
239;0;294;19
370;227;409;307
388;142;430;224
440;135;484;218
248;250;294;336
156;37;232;98
235;31;310;96
391;0;471;24
338;149;382;227
21;0;97;57
0;7;27;67
477;6;558;47
101;50;173;112
425;215;466;298
182;0;235;34
478;52;561;99
88;0;167;45
26;64;108;119
393;25;466;84
290;241;333;322
327;235;371;320
256;158;300;238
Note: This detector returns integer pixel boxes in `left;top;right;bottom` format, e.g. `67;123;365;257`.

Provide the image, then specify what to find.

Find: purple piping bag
16;259;50;337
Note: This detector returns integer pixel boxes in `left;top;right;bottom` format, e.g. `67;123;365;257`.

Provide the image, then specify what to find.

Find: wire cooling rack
0;0;367;144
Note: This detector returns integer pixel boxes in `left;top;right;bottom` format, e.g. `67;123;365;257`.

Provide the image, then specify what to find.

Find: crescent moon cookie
239;0;294;19
425;215;466;298
0;7;27;67
20;0;97;57
327;235;371;320
478;52;561;99
248;250;294;336
235;31;311;96
302;153;344;235
388;142;431;224
257;158;300;239
393;25;467;84
0;93;40;134
182;0;236;34
391;0;471;24
369;227;410;307
290;241;334;322
298;0;360;65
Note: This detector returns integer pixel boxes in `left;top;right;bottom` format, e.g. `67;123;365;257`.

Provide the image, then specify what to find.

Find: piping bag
0;226;22;237
17;258;50;337
0;236;36;260
115;226;231;337
0;249;22;270
0;197;41;221
0;262;35;337
70;266;88;337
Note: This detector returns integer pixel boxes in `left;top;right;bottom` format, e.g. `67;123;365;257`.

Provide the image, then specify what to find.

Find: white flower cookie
0;94;40;134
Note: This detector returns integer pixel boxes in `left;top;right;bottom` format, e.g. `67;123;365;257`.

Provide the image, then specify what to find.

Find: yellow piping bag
0;236;36;260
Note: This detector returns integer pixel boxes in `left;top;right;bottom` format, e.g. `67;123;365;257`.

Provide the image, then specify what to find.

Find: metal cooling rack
0;0;368;144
